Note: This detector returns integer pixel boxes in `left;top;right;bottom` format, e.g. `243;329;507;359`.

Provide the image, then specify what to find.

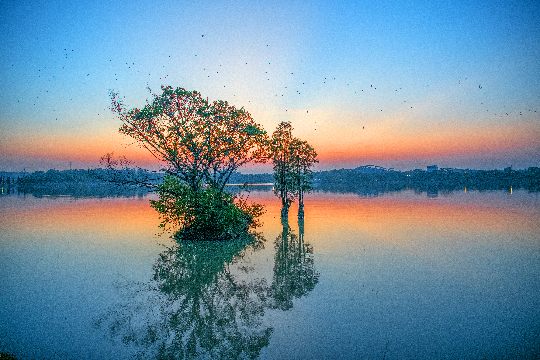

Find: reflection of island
151;233;273;359
97;232;271;359
96;224;318;359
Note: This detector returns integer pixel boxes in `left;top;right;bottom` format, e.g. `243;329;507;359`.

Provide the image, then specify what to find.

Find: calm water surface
1;189;539;359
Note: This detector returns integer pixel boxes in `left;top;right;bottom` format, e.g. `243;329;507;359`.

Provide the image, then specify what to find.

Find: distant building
355;165;387;174
427;165;438;172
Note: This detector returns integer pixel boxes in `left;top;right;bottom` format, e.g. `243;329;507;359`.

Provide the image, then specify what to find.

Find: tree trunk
281;204;290;228
298;202;304;219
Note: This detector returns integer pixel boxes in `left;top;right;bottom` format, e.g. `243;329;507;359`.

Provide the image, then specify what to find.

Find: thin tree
270;122;296;218
290;139;318;218
270;122;317;219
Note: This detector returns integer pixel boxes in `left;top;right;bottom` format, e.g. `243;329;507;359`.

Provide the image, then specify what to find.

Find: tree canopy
110;86;269;193
269;122;318;214
270;122;296;209
289;138;318;210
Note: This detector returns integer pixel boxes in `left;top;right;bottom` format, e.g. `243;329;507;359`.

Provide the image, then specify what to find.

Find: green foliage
151;175;264;240
110;86;272;239
270;122;296;207
110;86;269;193
269;122;318;208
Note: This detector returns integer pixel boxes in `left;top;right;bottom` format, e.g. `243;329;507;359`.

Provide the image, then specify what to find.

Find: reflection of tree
270;213;319;311
96;231;272;360
96;216;319;359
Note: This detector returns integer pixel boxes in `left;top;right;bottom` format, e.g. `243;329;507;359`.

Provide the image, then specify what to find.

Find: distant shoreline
2;166;538;198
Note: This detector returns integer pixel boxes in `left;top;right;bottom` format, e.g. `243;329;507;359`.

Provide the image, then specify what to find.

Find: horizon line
1;164;538;175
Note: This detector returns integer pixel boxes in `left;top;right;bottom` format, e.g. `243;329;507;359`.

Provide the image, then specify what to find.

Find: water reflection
2;190;538;359
271;213;319;311
153;232;273;359
96;223;318;359
96;231;270;359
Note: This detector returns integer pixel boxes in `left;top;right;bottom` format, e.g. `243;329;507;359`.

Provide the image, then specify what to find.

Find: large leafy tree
110;86;269;193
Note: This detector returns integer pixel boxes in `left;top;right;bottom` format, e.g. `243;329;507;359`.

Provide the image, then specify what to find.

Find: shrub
151;175;264;240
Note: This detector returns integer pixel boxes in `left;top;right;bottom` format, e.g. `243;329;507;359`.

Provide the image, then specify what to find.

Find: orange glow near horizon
2;191;538;260
1;130;159;167
3;197;163;241
1;114;538;170
277;192;540;257
310;120;539;164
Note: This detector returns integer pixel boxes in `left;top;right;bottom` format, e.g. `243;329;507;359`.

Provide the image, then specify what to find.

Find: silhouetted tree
270;122;296;217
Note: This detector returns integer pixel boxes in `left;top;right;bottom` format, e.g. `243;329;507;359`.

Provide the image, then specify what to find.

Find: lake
1;188;539;359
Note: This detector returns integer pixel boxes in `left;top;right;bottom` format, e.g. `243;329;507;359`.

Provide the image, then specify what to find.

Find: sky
1;0;539;173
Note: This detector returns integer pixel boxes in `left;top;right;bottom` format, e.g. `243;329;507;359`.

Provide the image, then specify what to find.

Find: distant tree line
7;166;540;198
227;172;274;184
0;175;17;195
227;166;540;193
313;167;540;193
12;168;159;198
0;176;15;186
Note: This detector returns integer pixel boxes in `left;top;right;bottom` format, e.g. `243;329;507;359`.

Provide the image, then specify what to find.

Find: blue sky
1;0;539;172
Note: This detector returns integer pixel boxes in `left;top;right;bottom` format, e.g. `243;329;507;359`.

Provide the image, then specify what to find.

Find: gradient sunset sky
1;0;539;172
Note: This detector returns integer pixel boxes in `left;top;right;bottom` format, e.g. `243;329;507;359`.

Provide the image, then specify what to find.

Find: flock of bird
13;36;537;124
